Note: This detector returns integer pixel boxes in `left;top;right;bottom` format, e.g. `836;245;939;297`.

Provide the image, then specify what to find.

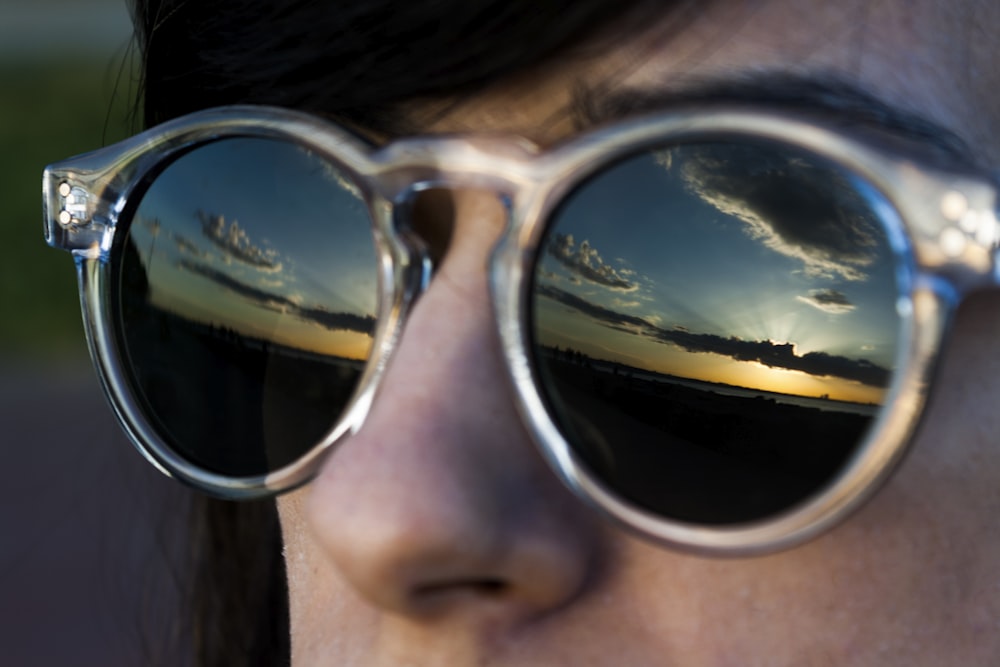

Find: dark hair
133;0;662;133
129;1;660;664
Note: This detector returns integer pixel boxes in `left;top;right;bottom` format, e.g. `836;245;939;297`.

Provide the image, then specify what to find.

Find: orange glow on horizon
152;290;373;361
538;325;884;406
675;359;884;405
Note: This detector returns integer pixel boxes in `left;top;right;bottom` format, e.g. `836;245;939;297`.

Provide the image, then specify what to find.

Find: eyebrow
572;71;979;168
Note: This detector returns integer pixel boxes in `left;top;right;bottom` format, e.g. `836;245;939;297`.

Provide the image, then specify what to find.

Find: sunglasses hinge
43;176;113;259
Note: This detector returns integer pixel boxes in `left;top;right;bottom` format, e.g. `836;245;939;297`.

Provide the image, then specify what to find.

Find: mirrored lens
531;140;901;524
116;138;378;477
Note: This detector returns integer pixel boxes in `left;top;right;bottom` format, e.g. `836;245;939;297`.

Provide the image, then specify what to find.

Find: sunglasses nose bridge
379;176;523;357
387;170;521;267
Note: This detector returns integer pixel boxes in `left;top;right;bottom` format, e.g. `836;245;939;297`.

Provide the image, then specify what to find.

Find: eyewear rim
43;104;1000;555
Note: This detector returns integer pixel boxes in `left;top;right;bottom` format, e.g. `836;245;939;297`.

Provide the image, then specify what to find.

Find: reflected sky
123;135;901;403
534;141;900;405
126;138;378;360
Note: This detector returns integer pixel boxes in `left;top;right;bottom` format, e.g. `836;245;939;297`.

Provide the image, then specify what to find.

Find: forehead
410;0;998;160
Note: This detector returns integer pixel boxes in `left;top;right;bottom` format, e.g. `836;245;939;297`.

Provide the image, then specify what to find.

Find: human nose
302;191;602;621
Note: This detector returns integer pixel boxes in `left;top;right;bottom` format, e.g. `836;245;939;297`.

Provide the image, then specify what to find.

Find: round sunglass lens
116;137;378;477
530;140;902;524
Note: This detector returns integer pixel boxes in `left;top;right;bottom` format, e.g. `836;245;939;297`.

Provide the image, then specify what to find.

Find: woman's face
277;1;1000;664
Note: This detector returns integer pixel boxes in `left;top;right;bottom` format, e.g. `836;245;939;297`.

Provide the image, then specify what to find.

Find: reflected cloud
173;233;210;260
797;288;856;314
179;260;374;335
547;233;638;291
294;305;376;334
198;211;283;272
537;284;650;331
257;276;287;290
671;145;881;281
538;269;559;282
179;260;291;311
537;284;888;387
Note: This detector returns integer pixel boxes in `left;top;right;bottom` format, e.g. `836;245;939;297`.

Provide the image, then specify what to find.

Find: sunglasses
44;105;999;555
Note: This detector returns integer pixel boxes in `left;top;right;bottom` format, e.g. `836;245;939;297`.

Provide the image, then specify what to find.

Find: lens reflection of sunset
124;137;379;361
535;307;883;406
533;140;899;409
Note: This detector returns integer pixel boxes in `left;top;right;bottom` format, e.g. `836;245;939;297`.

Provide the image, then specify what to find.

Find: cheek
609;480;999;664
277;492;379;664
598;297;1000;663
802;294;1000;655
909;292;1000;542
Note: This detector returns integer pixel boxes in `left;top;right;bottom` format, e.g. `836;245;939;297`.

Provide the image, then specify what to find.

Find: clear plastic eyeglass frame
43;104;1000;556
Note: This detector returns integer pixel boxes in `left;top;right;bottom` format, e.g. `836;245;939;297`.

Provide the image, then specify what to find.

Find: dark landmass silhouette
121;302;364;477
535;346;871;524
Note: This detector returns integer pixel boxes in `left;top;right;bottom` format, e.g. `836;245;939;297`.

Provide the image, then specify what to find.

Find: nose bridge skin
300;190;602;626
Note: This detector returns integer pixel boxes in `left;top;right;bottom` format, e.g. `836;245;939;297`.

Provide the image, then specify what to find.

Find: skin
277;1;1000;664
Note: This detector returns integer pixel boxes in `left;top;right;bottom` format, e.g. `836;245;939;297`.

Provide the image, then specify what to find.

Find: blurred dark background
1;1;191;664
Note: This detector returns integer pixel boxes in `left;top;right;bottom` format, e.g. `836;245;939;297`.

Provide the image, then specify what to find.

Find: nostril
415;578;510;598
474;579;507;594
403;578;514;618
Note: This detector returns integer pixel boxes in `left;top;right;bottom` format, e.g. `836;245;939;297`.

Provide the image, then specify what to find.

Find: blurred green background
1;0;135;360
2;9;194;666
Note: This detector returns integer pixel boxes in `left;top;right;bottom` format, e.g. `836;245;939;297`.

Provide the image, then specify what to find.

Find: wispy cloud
198;211;283;272
612;298;642;309
538;284;888;387
172;233;210;260
546;233;638;292
796;288;856;314
671;145;881;281
180;260;374;335
537;284;650;331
